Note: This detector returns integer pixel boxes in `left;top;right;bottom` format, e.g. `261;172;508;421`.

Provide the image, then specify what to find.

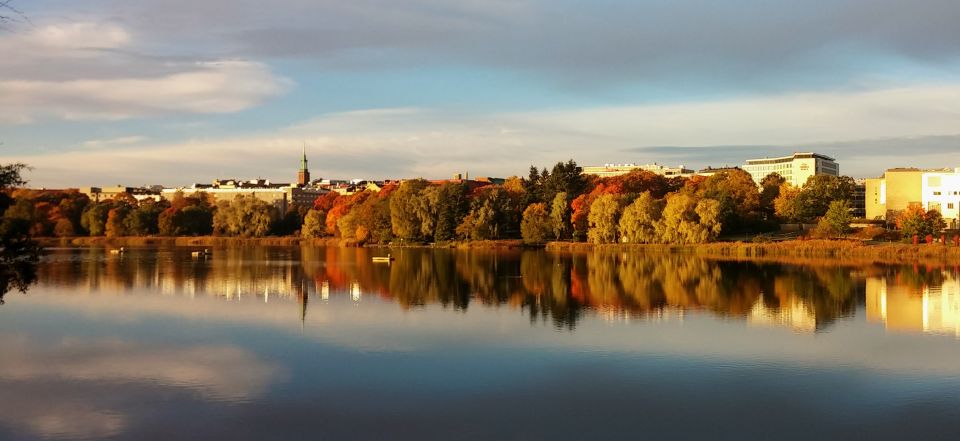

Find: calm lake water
2;246;960;440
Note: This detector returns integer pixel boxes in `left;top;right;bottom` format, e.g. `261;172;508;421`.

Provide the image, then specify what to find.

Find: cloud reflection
0;336;285;439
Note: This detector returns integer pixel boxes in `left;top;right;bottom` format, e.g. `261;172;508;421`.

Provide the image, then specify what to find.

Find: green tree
80;202;112;236
124;202;164;236
302;209;327;238
541;160;587;205
179;206;215;236
520;203;552;244
618;192;663;244
212;195;275;237
759;173;785;221
795;175;856;221
587;194;622;244
104;205;132;237
390;179;429;241
550;192;569;240
815;200;853;238
351;194;393;243
434;182;469;241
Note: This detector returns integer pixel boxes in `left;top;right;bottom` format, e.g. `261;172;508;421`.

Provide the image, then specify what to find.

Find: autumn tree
520;203;551;244
104;205;132;237
655;194;721;244
895;205;945;240
349;193;393;243
456;187;517;240
587;194;622;244
773;184;802;222
618;192;663;244
695;169;761;232
158;191;214;236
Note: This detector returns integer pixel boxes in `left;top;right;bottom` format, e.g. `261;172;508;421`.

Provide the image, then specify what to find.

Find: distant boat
108;247;126;255
191;249;212;258
372;254;395;263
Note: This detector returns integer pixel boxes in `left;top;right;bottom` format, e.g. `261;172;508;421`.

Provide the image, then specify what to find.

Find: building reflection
866;269;960;337
36;247;877;332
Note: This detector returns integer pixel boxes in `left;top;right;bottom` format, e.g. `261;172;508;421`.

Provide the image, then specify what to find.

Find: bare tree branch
0;0;31;28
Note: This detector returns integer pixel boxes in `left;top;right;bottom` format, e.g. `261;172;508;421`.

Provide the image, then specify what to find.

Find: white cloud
0;60;291;122
81;136;147;148
25;21;132;50
0;20;291;123
5;83;960;187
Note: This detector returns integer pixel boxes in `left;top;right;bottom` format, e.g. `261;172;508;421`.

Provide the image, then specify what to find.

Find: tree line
2;160;862;243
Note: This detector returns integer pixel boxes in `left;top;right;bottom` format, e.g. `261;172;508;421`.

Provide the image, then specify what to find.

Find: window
928;176;942;187
949;203;956;210
933;191;942;196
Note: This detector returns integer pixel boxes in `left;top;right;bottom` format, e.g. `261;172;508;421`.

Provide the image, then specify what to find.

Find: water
2;246;960;441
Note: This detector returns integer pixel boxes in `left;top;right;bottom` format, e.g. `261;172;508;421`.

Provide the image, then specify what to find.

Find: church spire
298;143;311;186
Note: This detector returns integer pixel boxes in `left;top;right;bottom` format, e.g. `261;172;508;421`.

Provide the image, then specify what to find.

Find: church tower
297;145;310;186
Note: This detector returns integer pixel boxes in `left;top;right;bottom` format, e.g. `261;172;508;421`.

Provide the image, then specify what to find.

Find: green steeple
300;144;308;170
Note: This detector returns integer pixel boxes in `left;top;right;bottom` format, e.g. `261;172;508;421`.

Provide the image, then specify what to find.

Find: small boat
372;254;395;263
191;248;213;258
108;247;126;255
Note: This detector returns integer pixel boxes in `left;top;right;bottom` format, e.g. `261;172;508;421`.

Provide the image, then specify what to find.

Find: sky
2;0;960;188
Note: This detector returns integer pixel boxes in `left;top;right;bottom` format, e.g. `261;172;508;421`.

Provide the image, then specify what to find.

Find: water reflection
25;247;881;332
7;247;960;440
867;267;960;337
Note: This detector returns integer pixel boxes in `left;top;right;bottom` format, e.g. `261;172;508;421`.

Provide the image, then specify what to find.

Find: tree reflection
33;246;876;331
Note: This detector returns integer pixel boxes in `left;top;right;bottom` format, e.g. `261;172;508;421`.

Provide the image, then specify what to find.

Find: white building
866;167;960;226
582;163;694;178
742;152;839;187
920;168;960;222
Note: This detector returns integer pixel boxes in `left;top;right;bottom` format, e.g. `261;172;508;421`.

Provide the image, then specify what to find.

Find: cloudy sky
2;0;960;187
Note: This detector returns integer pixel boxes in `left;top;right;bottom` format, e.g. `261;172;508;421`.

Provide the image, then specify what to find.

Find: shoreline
33;236;533;250
33;236;960;264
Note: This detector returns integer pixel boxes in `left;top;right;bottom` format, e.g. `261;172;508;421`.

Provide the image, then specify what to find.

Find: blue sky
2;0;960;187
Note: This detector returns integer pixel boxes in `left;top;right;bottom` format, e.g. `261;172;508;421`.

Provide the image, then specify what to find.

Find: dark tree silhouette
0;163;40;304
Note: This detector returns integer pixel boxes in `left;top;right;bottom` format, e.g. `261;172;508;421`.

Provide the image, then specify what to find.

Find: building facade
866;167;960;227
161;180;326;213
742;152;839;187
582;163;694;178
79;186;161;202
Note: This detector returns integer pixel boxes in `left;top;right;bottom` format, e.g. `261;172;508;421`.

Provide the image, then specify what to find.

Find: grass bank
546;240;960;265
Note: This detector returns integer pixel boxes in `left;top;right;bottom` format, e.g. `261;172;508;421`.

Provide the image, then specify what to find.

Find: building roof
745;152;835;165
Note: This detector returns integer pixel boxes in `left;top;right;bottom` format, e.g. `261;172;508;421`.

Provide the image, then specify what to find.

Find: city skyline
3;0;960;187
